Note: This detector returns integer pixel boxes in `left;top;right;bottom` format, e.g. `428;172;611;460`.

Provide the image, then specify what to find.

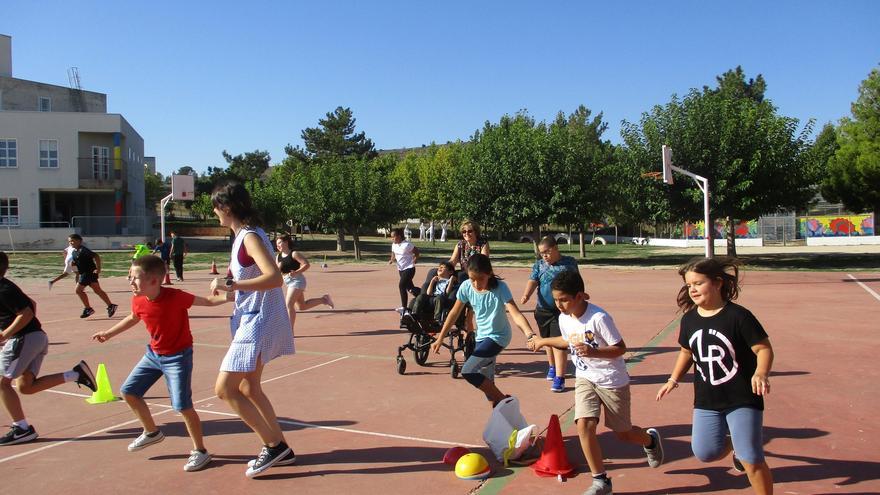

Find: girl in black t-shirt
656;257;774;495
274;235;333;334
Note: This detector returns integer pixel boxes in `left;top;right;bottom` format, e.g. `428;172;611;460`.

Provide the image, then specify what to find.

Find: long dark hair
277;234;294;251
467;253;501;289
676;256;742;312
211;182;261;226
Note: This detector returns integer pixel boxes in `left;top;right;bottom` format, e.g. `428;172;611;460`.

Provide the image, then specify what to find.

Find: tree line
146;66;879;259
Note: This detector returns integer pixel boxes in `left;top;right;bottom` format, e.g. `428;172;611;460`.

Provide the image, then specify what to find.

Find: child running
520;235;579;392
275;234;334;334
47;243;77;289
656;257;774;495
92;255;229;472
430;253;535;407
0;251;98;446
68;234;118;319
529;271;663;495
388;227;420;317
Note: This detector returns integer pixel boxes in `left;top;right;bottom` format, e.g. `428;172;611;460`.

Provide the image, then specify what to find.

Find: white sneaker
127;430;165;451
395;307;405;315
184;449;212;472
324;294;335;309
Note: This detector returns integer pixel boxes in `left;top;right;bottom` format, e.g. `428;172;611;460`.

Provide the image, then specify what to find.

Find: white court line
847;273;880;302
0;356;350;464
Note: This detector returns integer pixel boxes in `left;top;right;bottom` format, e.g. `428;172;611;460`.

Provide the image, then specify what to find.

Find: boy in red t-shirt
92;255;229;472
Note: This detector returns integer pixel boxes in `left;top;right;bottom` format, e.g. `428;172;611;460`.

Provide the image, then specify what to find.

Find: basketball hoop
641;171;663;180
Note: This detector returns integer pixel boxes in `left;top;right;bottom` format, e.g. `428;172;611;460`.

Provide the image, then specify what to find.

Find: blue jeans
121;346;194;411
692;406;765;464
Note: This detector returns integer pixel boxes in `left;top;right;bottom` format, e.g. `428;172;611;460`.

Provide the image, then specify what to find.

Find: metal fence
71;215;154;236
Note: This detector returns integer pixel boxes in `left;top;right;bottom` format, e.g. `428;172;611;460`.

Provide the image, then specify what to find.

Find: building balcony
77;157;126;190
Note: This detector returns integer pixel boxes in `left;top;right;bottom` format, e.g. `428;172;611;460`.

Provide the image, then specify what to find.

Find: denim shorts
121;345;194;411
284;273;307;290
692;406;765;464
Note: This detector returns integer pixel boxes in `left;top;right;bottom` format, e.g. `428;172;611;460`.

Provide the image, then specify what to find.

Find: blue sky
4;1;879;176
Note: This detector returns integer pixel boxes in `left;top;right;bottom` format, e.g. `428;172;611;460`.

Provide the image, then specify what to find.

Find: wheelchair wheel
396;356;406;375
451;360;460;378
463;332;475;359
414;333;430;366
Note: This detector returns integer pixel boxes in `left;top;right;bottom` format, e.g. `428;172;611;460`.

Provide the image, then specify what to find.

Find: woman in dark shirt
275;235;334;333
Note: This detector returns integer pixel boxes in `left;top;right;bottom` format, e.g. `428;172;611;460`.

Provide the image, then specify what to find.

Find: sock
63;370;78;382
593;472;610;483
12;419;29;429
145;430;161;437
196;448;207;454
645;436;656;450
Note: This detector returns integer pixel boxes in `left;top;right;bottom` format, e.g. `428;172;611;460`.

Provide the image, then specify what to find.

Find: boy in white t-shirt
48;244;77;289
529;270;663;495
388;228;420;316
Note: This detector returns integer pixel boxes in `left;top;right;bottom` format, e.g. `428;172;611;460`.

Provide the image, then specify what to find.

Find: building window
39;139;59;168
91;146;110;179
39;96;51;112
0;139;16;167
0;198;18;225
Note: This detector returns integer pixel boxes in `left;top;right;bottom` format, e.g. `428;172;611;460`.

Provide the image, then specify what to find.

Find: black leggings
398;267;417;308
173;255;184;279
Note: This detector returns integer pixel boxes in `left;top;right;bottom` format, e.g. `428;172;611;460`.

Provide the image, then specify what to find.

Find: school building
0;34;149;250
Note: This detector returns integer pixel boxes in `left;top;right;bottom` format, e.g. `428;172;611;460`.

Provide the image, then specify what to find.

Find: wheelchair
395;268;475;378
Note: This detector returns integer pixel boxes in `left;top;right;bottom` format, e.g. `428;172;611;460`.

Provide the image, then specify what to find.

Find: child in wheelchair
396;262;474;376
402;261;457;331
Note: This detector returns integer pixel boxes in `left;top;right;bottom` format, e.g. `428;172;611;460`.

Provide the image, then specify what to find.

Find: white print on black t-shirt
689;328;739;386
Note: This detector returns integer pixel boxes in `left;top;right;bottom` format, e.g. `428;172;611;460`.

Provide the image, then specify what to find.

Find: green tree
221;150;271;183
285;106;377;162
189;193;215;221
822;67;880;217
144;170;166;212
545;106;616;256
621;67;816;256
282;107;378;251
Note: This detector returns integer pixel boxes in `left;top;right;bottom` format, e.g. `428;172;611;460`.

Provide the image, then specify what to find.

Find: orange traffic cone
209;258;219;275
531;414;574;478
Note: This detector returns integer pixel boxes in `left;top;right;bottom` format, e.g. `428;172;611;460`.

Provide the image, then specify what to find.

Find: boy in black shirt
68;234;118;318
0;251;98;445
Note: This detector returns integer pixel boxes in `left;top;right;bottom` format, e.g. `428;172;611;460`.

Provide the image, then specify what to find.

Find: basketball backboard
661;145;674;185
171;174;195;201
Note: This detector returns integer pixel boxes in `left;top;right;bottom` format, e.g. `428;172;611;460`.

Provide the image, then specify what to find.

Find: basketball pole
662;145;713;258
159;193;173;243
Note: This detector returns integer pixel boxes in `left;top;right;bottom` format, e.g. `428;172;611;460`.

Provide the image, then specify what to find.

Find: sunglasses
461;229;475;234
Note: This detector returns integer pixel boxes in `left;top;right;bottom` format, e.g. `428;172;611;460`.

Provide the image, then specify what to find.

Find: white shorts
64;259;76;274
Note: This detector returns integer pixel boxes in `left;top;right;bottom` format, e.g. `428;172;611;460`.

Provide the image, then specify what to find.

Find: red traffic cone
531;414;574;478
209;258;219;275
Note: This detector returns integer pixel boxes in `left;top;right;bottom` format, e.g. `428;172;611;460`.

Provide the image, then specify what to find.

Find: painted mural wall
798;214;875;237
684;220;759;240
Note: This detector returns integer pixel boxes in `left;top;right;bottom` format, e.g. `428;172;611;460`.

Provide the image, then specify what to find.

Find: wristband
667;378;679;388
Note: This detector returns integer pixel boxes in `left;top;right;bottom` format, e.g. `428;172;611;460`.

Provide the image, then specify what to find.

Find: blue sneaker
546;366;556;381
551;376;565;392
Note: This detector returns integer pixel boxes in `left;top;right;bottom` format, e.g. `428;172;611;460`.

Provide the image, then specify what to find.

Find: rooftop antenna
67;67;82;90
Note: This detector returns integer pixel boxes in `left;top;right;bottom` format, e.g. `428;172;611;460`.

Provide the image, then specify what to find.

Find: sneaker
400;312;416;328
247;448;297;468
551;376;565;393
127;429;165;452
732;454;745;473
0;425;38;446
80;307;95;319
644;428;664;468
583;477;613;495
546;366;556;381
184;449;213;472
324;294;335;309
107;304;118;318
395;307;405;315
73;360;97;392
245;442;292;478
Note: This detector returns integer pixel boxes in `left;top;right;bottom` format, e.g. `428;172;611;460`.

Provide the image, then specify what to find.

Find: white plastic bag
482;396;538;465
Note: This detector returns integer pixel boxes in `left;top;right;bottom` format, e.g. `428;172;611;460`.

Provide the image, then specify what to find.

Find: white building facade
0;34;147;248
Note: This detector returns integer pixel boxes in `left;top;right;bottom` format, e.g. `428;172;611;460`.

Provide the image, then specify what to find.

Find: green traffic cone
85;363;119;404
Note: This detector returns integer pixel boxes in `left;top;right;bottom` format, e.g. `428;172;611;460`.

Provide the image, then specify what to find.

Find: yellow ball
455;452;491;480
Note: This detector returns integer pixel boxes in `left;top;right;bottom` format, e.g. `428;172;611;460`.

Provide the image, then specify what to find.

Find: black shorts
78;273;98;286
534;307;562;339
